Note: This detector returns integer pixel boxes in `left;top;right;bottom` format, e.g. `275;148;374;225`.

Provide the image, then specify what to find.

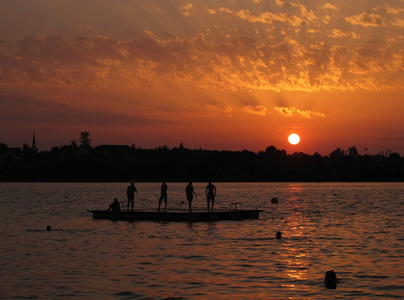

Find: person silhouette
108;198;121;212
325;270;338;289
185;182;197;213
158;181;168;211
206;181;216;211
127;181;137;211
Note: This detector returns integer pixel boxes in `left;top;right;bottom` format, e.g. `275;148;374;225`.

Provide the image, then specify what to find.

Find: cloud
323;3;337;11
179;3;194;17
345;13;386;27
328;29;361;39
384;4;404;15
242;105;267;116
275;0;285;7
391;18;404;28
292;3;318;24
0;33;403;94
76;25;93;32
204;7;217;15
274;107;325;119
218;6;317;27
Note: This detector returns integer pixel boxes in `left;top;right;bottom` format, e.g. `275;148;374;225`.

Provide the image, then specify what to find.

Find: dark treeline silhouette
1;141;403;182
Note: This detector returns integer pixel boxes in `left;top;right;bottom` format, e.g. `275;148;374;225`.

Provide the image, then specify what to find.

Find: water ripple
1;182;404;299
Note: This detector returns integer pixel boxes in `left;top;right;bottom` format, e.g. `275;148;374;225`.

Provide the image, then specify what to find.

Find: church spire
31;131;38;153
32;131;36;148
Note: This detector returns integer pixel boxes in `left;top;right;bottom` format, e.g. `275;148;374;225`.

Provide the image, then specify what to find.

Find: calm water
0;182;403;299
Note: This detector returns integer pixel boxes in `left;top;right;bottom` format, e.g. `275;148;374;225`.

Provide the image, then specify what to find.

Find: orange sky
1;0;403;155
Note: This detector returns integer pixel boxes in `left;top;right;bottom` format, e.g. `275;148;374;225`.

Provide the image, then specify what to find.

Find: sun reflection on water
275;184;313;282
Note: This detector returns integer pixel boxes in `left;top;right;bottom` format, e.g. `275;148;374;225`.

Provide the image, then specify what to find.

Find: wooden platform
89;208;264;222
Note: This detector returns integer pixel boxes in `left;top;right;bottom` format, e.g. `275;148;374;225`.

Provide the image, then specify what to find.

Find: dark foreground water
0;182;403;299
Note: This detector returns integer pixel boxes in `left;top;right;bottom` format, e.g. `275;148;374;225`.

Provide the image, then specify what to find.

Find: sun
288;133;300;145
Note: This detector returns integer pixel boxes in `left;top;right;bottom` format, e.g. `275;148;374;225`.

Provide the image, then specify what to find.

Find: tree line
0;133;403;182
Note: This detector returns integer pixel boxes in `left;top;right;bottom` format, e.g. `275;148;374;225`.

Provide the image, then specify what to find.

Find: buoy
271;197;278;203
46;226;52;231
276;231;282;239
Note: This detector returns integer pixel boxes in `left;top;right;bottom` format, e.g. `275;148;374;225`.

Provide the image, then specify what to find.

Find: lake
0;182;403;299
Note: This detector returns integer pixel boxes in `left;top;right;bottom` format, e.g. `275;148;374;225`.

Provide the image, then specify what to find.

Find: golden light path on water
278;184;308;285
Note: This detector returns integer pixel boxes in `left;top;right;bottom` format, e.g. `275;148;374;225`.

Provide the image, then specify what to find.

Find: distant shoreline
1;145;403;182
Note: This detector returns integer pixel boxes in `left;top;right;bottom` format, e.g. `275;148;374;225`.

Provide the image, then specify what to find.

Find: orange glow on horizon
0;1;404;156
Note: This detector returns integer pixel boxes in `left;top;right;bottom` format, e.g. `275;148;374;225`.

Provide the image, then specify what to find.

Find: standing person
127;181;137;211
185;182;197;213
206;181;216;211
158;181;168;211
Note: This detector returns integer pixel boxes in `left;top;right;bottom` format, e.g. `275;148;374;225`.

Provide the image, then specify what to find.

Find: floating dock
89;208;263;222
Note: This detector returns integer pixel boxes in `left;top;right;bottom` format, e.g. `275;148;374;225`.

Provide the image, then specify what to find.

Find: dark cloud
0;92;181;127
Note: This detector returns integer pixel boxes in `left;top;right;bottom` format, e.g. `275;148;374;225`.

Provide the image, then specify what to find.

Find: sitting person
108;198;121;212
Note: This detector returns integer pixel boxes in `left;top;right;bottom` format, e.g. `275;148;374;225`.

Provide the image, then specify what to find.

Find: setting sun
288;134;300;145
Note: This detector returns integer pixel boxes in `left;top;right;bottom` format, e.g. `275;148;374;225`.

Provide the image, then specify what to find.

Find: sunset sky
1;0;403;156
